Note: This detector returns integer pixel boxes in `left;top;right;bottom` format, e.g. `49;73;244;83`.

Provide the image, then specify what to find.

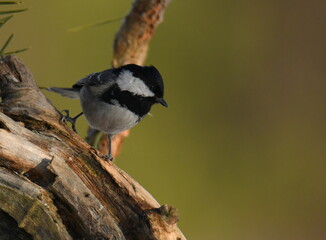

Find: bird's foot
61;109;78;133
101;154;114;161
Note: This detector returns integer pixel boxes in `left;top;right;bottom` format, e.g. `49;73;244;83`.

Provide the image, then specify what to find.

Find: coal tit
47;64;168;160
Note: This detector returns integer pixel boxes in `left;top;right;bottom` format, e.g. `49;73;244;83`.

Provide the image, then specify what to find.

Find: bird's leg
102;134;114;161
85;127;100;145
61;110;83;133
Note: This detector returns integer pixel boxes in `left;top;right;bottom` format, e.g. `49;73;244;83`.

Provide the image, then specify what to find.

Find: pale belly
81;98;140;135
84;103;139;135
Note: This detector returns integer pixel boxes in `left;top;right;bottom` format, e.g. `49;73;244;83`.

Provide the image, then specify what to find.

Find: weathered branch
0;55;185;239
113;0;171;66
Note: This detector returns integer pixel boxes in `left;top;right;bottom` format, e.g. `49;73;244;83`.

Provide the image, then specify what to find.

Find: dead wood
0;1;185;239
0;55;185;239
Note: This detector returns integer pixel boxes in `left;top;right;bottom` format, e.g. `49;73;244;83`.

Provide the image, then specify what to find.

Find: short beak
157;98;169;108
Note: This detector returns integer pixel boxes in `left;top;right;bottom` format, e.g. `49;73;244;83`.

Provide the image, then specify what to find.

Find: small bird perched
46;64;168;160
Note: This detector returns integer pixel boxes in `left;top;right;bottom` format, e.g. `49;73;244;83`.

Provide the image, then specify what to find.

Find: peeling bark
0;55;185;239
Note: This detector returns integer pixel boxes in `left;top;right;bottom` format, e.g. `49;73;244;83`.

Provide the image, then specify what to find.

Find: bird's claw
102;154;114;161
61;109;78;133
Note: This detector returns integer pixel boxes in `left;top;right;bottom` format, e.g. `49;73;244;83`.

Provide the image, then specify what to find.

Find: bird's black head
117;64;168;107
100;64;168;117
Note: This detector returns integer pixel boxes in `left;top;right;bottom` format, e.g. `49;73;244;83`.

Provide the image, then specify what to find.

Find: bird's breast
82;98;140;135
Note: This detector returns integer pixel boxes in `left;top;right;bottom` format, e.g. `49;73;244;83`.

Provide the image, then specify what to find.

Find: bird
45;64;168;160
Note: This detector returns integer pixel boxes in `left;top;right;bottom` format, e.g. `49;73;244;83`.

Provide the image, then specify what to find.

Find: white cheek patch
116;70;155;97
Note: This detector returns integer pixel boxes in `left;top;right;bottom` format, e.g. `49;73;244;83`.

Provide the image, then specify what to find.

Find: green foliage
0;1;27;56
0;33;13;54
0;15;12;27
1;47;28;55
0;8;27;15
0;1;23;5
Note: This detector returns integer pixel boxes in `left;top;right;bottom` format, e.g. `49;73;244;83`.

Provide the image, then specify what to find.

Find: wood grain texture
0;55;185;239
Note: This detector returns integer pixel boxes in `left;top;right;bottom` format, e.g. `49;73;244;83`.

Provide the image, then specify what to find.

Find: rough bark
90;0;171;157
0;55;185;239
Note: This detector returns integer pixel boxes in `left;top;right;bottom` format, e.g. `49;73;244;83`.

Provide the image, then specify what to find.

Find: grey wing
78;68;119;87
72;75;89;89
48;68;119;99
45;68;118;99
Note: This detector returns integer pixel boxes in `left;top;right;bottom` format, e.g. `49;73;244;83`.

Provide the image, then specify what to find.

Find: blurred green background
2;0;326;239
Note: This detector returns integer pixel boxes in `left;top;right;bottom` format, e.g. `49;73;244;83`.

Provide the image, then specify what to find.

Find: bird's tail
41;87;80;99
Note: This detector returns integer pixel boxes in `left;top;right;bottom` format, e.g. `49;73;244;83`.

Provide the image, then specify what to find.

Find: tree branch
113;0;171;66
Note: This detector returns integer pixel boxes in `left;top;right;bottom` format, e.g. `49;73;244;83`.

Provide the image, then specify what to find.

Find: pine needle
0;1;23;5
0;8;27;15
2;47;29;55
68;17;123;32
0;33;13;55
0;15;13;28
